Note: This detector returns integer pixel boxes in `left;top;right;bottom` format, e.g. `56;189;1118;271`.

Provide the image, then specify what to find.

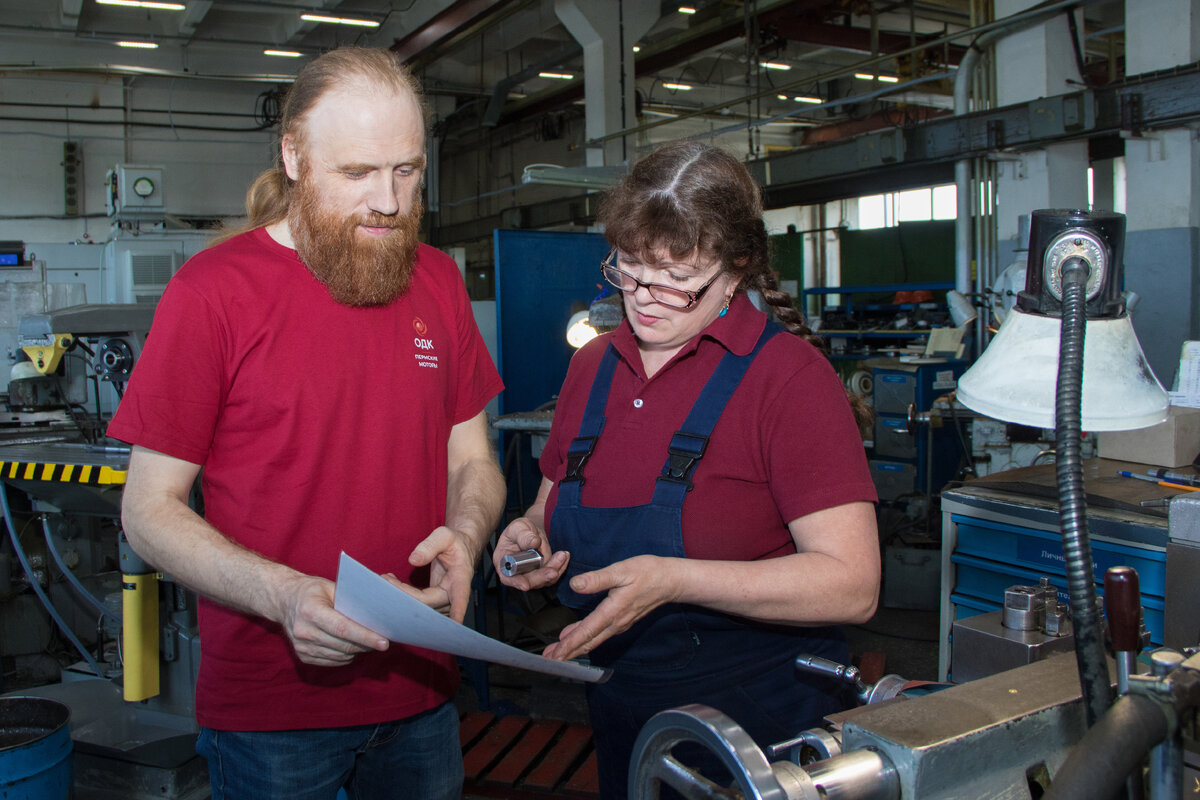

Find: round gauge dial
1042;229;1106;301
132;176;155;198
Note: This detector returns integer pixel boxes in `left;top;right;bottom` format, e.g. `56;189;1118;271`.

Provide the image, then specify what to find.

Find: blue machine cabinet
939;483;1168;681
868;357;966;502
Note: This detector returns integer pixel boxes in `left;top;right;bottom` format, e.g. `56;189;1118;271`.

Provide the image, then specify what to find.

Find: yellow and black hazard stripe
0;460;127;486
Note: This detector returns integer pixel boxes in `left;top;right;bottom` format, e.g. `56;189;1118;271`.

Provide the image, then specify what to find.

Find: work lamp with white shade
954;208;1169;731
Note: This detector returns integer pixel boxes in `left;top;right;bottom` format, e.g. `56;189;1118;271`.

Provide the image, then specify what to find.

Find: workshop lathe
627;504;1200;800
630;647;1199;799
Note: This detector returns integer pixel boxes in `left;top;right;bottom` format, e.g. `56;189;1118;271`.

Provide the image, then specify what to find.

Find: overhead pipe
954;0;1106;297
590;0;1108;147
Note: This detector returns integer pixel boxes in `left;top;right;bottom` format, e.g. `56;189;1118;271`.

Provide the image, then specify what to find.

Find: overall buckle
562;436;599;484
660;432;709;490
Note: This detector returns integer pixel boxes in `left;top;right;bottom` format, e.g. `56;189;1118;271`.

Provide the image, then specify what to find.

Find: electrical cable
255;86;285;129
0;482;106;678
41;515;120;623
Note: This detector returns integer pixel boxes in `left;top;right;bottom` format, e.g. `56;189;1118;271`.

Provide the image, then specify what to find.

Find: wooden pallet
461;712;600;799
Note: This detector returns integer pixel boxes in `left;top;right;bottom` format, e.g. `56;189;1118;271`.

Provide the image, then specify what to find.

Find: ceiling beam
59;0;83;30
278;0;339;45
390;0;529;72
764;20;967;67
177;0;213;38
497;0;802;125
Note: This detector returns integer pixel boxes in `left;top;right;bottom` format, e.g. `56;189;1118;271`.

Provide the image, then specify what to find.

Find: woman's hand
542;555;680;661
493;516;570;591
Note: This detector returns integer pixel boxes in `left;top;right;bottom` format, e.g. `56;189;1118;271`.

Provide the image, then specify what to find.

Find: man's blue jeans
196;701;463;800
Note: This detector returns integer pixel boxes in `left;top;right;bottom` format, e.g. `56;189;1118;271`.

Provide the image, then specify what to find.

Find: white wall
0;72;274;245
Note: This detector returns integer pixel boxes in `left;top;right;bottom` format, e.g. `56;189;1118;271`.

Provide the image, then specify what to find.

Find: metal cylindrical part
1148;649;1185;800
1116;652;1136;695
1149;649;1184;677
1002;585;1044;631
794;654;870;703
769;727;842;765
500;549;543;577
802;749;900;800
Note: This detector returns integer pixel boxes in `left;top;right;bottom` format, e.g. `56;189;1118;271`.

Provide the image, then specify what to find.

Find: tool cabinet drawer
952;515;1166;596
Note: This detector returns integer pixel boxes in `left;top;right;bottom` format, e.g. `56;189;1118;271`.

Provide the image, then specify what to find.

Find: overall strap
560;344;620;487
655;324;782;501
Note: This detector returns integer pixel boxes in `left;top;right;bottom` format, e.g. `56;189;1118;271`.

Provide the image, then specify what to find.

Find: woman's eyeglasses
599;249;719;310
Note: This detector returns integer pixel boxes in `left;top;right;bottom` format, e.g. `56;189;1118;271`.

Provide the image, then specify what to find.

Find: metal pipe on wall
953;0;1103;356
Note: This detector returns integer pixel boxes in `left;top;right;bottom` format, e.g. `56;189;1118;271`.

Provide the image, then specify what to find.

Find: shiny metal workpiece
500;549;543;577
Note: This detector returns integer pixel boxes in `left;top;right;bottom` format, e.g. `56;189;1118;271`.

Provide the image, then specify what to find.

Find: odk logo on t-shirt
412;317;439;369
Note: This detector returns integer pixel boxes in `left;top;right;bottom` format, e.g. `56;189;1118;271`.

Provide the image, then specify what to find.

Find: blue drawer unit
952;515;1167;597
951;553;1164;645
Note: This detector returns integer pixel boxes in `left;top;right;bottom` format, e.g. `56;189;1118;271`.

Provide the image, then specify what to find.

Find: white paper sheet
333;552;610;684
1170;341;1200;408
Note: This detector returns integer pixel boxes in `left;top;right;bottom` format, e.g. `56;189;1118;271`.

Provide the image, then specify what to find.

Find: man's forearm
122;490;300;625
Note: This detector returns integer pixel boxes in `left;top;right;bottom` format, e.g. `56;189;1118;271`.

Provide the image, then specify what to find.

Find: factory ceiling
0;0;1125;159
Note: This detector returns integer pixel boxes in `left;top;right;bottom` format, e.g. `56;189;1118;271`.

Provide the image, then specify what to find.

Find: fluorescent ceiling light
794;95;822;104
538;71;574;80
663;82;692;91
264;49;302;57
855;72;900;83
98;0;185;9
679;6;696;13
116;40;159;48
761;61;791;71
521;164;626;189
300;13;380;27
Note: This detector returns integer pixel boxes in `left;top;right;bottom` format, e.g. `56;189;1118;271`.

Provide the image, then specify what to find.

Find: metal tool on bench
792;654;910;707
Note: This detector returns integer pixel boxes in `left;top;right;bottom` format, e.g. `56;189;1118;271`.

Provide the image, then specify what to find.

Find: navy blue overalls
549;326;851;799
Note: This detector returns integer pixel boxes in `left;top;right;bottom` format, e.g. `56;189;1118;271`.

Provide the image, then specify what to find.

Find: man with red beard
107;48;504;800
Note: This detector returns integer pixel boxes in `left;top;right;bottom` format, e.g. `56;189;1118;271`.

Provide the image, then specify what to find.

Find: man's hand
274;573;389;666
542;555;679;662
408;525;480;623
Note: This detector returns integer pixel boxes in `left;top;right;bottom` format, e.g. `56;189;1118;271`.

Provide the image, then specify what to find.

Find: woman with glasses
494;140;879;799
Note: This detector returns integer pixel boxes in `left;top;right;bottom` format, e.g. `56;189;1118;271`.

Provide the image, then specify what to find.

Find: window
858;194;888;229
855;184;957;229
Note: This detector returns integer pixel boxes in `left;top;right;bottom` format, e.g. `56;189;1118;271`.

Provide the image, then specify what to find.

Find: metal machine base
8;677;206;800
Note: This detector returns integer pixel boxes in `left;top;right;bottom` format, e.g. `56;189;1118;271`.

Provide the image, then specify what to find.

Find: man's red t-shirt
108;228;503;730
